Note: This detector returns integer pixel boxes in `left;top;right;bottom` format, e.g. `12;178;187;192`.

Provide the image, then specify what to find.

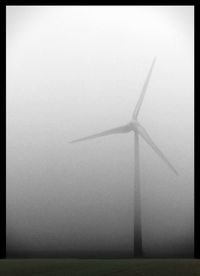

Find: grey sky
6;6;194;257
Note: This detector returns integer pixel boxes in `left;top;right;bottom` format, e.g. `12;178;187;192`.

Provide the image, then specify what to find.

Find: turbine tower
70;58;177;258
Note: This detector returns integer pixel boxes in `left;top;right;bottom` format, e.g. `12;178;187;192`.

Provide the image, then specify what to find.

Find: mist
6;6;194;257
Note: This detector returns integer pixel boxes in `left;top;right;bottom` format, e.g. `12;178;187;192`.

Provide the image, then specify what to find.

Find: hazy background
6;6;194;257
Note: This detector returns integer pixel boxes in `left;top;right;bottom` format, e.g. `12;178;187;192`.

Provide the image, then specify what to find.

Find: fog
6;6;194;257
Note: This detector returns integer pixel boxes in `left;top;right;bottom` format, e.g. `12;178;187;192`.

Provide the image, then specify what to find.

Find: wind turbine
70;58;177;258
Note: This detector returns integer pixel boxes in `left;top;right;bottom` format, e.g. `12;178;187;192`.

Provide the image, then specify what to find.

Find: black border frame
0;1;6;259
1;2;197;259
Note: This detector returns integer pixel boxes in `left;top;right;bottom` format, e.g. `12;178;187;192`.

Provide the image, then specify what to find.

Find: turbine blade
70;124;130;143
132;57;156;119
137;125;178;175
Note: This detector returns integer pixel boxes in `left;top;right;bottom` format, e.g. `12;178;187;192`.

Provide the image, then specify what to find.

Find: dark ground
0;259;199;276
